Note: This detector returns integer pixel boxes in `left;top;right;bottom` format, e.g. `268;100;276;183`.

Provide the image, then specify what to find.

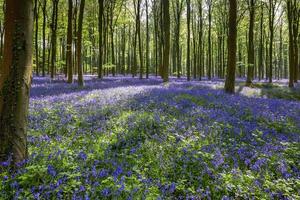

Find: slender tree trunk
98;0;103;78
34;0;39;76
246;0;255;86
42;0;46;76
110;7;115;76
162;0;170;82
136;0;143;79
186;0;191;81
268;0;275;83
50;0;59;79
279;21;283;79
77;0;85;86
0;0;33;164
67;0;73;83
208;0;212;80
146;0;150;79
258;2;264;81
198;0;203;80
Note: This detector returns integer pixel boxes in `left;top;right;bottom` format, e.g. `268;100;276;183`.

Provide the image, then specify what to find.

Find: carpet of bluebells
1;76;300;199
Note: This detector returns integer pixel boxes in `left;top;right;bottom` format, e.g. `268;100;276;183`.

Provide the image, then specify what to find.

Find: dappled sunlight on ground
1;76;299;199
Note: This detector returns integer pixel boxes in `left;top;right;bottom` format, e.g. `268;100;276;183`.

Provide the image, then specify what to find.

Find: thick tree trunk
0;0;33;164
224;0;237;93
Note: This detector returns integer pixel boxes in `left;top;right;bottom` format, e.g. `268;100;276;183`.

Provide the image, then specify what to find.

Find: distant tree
267;0;280;83
34;0;39;76
0;0;33;164
42;0;46;77
146;0;150;79
207;0;212;80
172;0;184;78
225;0;237;93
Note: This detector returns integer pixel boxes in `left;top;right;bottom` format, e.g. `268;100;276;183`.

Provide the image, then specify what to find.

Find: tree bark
42;0;46;76
246;0;255;86
186;0;191;81
224;0;237;93
67;0;73;83
50;0;59;79
208;0;212;80
162;0;170;82
146;0;150;79
98;0;104;78
77;0;85;86
0;0;33;164
34;0;39;76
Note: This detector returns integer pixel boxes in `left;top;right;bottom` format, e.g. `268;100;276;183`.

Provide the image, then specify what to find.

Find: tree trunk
136;0;143;79
42;0;46;76
246;0;255;86
98;0;104;78
224;0;237;93
146;0;150;79
287;0;299;87
77;0;85;86
0;0;33;164
34;0;39;76
258;2;264;81
50;0;59;79
186;0;191;81
162;0;170;82
198;0;203;80
208;0;212;80
67;0;73;83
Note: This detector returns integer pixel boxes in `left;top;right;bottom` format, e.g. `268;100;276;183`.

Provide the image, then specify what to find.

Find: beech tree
287;0;299;87
246;0;256;86
162;0;170;82
0;0;34;164
224;0;237;93
186;0;191;81
77;0;85;86
67;0;73;83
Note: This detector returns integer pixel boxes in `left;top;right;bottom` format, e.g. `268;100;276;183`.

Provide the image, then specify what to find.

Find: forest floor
1;76;300;199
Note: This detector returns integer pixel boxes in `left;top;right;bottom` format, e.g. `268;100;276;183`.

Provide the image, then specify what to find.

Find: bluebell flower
102;188;110;197
78;151;87;161
47;164;57;177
